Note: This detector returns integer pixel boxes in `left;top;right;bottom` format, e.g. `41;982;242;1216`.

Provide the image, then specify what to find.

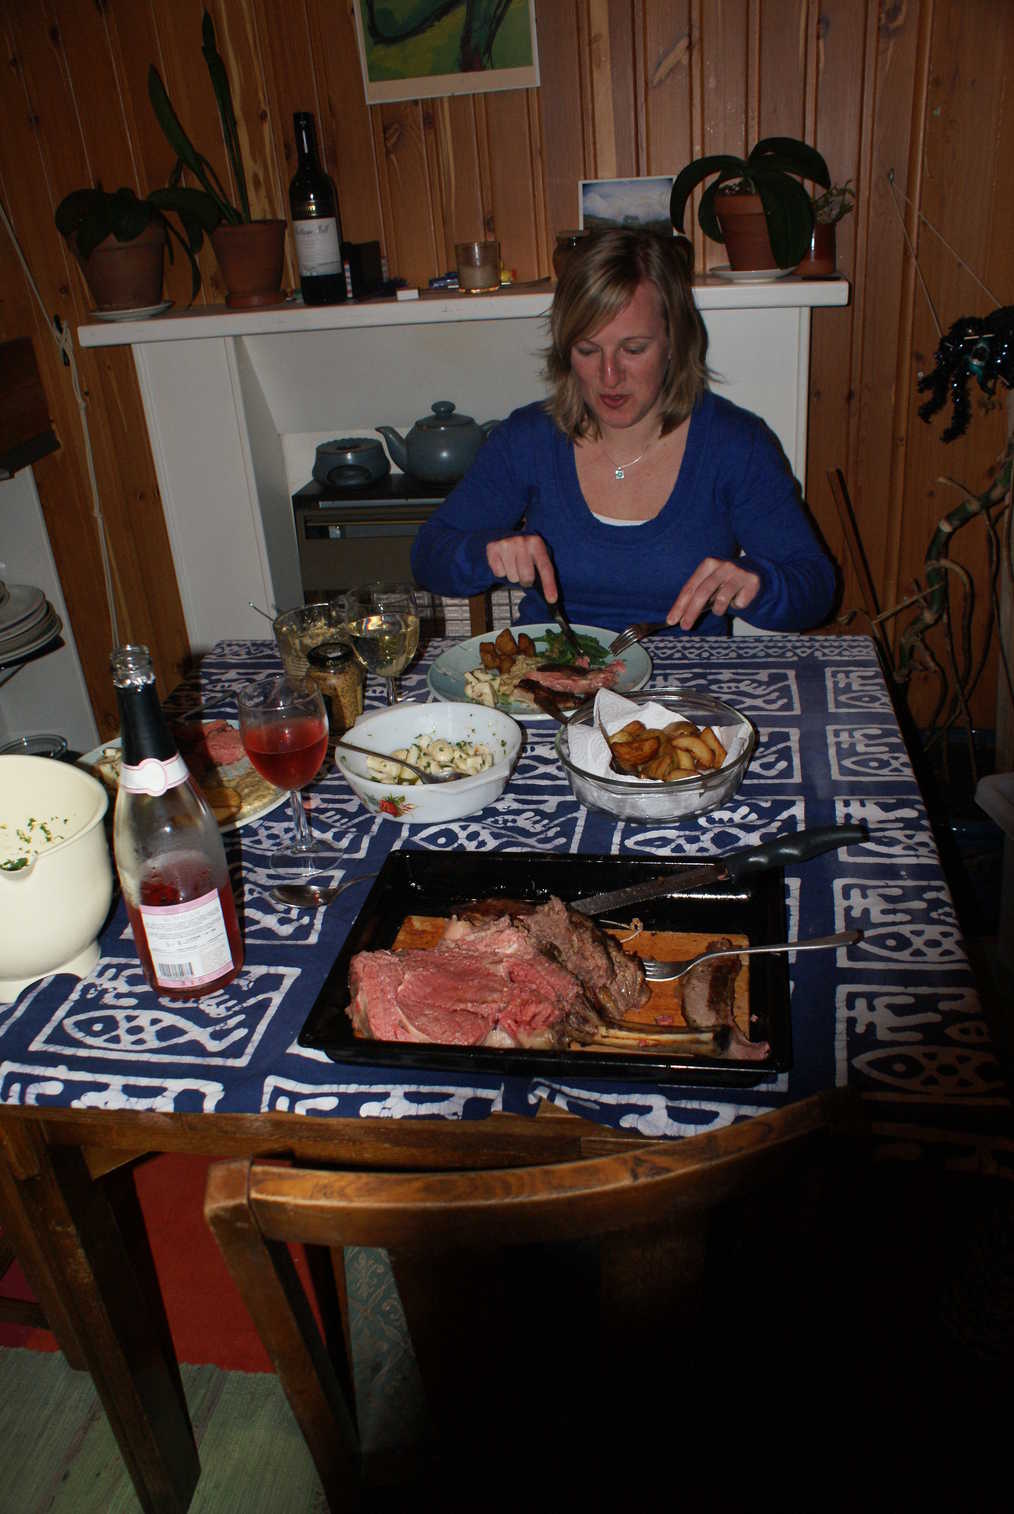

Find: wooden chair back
204;1092;841;1505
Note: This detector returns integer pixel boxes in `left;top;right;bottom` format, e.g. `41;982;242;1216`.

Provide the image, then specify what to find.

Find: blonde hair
543;229;710;440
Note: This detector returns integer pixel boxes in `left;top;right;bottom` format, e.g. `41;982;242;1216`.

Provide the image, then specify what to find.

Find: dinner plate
0;610;62;667
298;850;790;1086
427;623;652;716
710;265;795;283
0;583;46;636
88;300;174;322
78;719;288;832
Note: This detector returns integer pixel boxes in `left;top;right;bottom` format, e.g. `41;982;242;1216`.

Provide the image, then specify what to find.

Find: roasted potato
479;641;498;668
608;732;661;771
609;719;647;743
494;627;518;656
604;719;728;781
517;632;536;655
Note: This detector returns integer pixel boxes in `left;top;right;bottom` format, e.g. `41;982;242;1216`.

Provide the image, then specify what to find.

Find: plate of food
428;623;652;717
298;850;790;1086
78;718;288;831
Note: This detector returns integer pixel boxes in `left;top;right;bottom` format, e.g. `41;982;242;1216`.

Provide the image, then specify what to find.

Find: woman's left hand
666;557;761;630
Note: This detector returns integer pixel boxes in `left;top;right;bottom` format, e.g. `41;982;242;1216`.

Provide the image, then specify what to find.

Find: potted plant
669;137;832;271
54;184;210;312
147;9;285;309
796;181;855;277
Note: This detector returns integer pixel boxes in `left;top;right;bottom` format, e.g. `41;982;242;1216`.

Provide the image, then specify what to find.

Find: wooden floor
0;1349;329;1514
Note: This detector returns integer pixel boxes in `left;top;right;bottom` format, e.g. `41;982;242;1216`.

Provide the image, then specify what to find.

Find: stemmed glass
343;581;421;705
237;673;331;868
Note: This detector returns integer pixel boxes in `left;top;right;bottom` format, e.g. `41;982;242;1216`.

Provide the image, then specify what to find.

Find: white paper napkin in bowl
567;689;751;784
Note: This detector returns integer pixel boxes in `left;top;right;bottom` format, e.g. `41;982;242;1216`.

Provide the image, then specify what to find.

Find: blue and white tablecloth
1;634;1009;1174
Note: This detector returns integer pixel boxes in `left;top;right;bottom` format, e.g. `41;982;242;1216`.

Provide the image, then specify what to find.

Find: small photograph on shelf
579;177;675;235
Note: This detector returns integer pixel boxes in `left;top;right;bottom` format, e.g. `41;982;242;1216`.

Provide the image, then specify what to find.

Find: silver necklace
601;434;657;480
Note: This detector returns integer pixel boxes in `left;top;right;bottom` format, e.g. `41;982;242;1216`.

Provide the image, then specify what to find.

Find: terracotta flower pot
795;222;837;278
210;220;286;309
79;223;166;311
713;192;778;271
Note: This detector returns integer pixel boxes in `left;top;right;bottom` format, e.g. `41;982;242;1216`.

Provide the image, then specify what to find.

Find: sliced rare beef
449;896;649;1022
520;663;624;697
347;913;604;1050
681;937;771;1061
517;896;649;1021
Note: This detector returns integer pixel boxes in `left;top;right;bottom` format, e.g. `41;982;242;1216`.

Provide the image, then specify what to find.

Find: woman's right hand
486;533;559;604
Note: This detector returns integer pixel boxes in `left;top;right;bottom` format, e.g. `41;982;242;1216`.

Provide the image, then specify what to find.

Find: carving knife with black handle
568;824;869;916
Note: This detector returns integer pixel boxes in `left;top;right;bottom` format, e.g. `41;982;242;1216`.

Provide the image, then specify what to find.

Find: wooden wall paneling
525;89;551;277
803;0;870;598
533;1;588;243
582;1;616;178
640;2;693;181
34;4;190;693
756;0;809;141
102;0;207;311
150;0;239;304
374;103;440;289
1;4;187;731
432;95;485;269
306;0;386;251
845;1;924;683
481;89;543;281
695;0;750;271
602;0;639;179
207;0;285;221
898;0;1014;726
252;0;320;293
0;16;117;731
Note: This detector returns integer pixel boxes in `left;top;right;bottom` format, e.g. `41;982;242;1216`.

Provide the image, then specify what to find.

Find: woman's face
569;279;669;432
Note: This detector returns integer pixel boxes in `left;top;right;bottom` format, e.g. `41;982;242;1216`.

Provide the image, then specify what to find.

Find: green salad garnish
536;629;610;667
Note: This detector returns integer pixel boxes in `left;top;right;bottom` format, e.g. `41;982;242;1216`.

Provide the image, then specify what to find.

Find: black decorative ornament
917;305;1014;441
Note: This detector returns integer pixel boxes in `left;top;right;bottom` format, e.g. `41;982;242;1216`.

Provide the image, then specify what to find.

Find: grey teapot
376;400;497;485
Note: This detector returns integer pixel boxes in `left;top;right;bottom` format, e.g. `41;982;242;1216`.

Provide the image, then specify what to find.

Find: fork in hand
608;620;668;656
639;930;860;980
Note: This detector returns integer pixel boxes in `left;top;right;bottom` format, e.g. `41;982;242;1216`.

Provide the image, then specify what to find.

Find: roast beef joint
347;896;768;1060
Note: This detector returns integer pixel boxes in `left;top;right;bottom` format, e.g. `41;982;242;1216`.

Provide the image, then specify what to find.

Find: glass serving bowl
272;600;347;682
555;689;756;821
0;733;69;759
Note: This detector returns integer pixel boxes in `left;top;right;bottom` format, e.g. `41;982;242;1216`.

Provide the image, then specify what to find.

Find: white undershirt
589;511;644;526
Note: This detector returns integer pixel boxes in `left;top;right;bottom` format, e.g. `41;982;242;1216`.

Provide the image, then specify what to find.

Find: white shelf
77;277;849;348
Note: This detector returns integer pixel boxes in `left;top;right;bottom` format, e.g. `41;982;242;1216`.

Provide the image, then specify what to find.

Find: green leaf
670;156;748;232
750;137;831;189
752;170;814;266
200;9;250;222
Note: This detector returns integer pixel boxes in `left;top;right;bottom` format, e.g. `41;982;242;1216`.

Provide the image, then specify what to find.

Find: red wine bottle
110;645;243;998
290;111;347;305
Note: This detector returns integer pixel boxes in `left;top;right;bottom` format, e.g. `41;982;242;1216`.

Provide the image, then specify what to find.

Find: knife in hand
568;823;869;916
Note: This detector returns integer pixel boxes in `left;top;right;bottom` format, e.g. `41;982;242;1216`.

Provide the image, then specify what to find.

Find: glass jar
306;640;364;739
553;229;591;280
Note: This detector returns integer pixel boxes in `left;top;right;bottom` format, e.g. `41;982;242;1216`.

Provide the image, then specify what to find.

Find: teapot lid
415;400;474;431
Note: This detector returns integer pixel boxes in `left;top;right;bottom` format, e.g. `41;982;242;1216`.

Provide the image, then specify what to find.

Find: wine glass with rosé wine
237;673;331;868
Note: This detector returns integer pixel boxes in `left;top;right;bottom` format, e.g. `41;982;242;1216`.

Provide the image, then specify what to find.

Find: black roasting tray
298;851;791;1087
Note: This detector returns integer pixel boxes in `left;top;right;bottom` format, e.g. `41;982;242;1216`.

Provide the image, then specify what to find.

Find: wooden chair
204;1092;844;1506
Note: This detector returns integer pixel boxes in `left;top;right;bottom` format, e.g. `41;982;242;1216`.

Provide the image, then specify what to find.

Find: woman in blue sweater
410;229;836;635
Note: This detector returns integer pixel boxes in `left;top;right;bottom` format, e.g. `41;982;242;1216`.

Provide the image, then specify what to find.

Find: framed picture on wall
352;1;540;105
579;177;676;235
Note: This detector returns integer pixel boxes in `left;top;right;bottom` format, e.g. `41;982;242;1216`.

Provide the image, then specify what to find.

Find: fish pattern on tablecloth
1;634;1008;1176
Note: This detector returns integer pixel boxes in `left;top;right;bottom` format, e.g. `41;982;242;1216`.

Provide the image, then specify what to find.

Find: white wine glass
343;582;421;705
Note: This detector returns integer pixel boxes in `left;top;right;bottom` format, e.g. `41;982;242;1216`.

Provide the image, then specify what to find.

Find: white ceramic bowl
0;755;114;1001
335;701;523;823
555;689;756;821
